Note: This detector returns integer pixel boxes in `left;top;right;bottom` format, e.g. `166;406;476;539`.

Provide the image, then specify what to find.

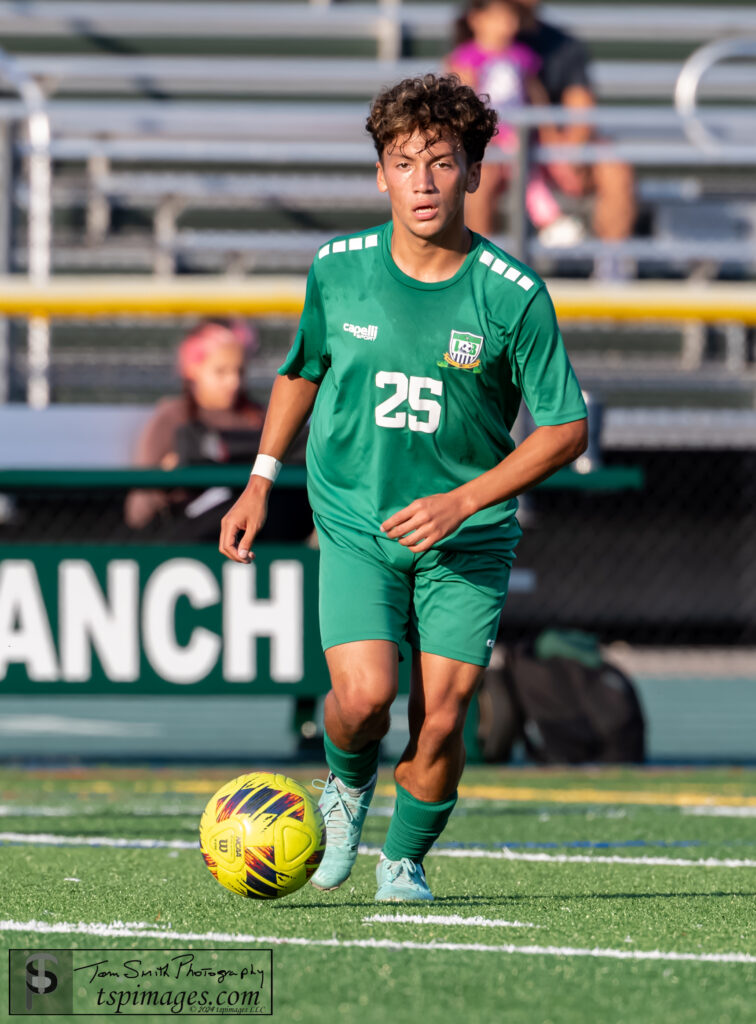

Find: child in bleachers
124;319;265;531
447;0;584;246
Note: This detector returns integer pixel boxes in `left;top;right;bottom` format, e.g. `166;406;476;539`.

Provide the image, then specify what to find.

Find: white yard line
683;806;756;818
360;845;756;869
0;919;753;965
0;805;199;818
0;832;197;849
0;806;74;817
363;914;537;928
3;833;756;869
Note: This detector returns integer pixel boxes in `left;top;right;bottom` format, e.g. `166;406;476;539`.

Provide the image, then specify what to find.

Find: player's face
376;131;481;242
188;343;244;410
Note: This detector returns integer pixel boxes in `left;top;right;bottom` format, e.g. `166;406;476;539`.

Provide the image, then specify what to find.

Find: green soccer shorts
314;513;514;667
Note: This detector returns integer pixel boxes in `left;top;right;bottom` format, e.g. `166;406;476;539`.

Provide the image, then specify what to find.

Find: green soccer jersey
279;221;586;552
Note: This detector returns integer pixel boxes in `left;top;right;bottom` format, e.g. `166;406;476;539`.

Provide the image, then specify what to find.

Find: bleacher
1;1;754;273
0;0;754;417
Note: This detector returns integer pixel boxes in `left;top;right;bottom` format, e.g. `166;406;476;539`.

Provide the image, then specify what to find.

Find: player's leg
375;546;512;901
396;650;482;801
323;639;397;757
322;638;397;843
312;642;400;892
375;651;483;901
311;515;411;891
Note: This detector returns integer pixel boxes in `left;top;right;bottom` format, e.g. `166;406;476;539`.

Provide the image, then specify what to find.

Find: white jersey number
375;372;443;434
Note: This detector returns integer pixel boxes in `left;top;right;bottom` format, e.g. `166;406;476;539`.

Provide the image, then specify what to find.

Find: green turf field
2;764;756;1024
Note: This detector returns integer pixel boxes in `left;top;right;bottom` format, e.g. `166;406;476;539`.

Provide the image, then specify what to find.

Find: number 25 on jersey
374;371;443;434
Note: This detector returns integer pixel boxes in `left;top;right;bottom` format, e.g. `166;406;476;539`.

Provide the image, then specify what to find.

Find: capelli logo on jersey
343;322;378;341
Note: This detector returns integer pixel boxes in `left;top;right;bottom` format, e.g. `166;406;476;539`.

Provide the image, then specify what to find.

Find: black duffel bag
477;630;645;764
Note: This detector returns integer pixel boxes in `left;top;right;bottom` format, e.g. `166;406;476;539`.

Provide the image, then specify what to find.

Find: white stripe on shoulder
321;234;379;258
480;251;537;295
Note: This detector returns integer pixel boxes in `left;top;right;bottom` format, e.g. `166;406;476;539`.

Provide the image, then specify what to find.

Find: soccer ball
199;772;326;899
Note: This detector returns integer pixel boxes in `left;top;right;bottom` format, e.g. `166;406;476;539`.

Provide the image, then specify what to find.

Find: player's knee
333;685;394;734
419;704;467;753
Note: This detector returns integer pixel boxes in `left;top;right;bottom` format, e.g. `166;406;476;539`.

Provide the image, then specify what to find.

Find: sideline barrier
0;276;754;324
0;543;326;696
0;465;643;491
0;464;642;702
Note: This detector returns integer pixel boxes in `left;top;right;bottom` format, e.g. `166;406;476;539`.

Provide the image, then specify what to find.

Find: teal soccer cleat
375;856;434;902
309;772;377;891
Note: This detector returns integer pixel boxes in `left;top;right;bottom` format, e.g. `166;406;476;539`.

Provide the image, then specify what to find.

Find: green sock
323;731;379;790
382;781;458;863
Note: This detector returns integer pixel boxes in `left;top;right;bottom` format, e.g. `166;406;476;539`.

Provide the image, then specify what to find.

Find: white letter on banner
223;560;303;683
59;560;139;683
0;561;59;680
142;559;221;684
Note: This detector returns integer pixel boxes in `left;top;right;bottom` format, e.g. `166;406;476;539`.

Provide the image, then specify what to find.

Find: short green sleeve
510;286;587;426
278;265;329;383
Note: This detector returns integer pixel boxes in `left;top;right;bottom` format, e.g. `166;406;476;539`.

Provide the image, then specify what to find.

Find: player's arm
464;419;588;514
218;373;319;563
381;419;587;553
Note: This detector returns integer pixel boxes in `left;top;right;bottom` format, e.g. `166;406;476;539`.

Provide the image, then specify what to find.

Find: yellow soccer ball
199;772;325;899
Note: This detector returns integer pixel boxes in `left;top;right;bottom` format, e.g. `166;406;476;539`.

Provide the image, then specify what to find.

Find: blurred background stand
0;0;755;764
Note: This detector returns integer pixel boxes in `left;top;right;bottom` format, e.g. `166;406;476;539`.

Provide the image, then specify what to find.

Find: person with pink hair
124;319;265;530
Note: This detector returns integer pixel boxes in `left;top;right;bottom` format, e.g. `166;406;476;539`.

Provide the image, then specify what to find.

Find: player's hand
380;492;469;553
218;477;271;563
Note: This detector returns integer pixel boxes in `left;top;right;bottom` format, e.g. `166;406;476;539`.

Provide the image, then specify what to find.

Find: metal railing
2;54;755;102
0;275;753;323
0;49;51;408
676;36;756;151
0;34;752;402
0;3;755;50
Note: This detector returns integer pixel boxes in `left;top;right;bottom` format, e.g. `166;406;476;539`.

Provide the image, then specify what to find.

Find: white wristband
250;454;282;483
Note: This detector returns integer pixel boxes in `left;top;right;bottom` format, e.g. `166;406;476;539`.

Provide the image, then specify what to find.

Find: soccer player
219;74;587;902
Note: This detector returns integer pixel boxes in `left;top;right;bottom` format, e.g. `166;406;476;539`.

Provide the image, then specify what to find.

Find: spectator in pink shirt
447;0;584;247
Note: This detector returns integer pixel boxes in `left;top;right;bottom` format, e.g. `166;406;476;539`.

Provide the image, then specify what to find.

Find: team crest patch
438;330;484;372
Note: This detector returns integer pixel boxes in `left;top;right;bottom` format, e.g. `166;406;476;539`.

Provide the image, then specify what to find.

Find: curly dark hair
366;73;498;165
